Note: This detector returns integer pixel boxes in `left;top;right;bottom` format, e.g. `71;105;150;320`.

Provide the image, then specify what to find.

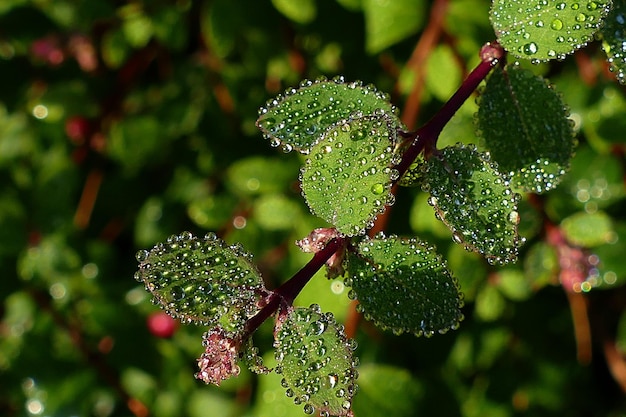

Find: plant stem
394;41;505;180
242;237;345;338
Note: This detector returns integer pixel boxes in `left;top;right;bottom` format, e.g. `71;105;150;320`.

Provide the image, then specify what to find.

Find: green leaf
271;0;317;23
346;235;463;336
135;231;268;333
363;0;425;54
561;211;615;247
490;0;611;60
523;241;559;289
256;77;399;154
476;65;575;193
421;144;521;264
300;114;400;236
274;305;357;417
601;0;626;83
351;364;422;417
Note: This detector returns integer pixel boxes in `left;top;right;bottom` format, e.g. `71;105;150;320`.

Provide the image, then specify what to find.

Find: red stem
242;237;345;338
394;41;505;180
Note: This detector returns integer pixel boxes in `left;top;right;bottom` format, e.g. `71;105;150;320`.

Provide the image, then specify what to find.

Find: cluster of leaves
1;0;626;416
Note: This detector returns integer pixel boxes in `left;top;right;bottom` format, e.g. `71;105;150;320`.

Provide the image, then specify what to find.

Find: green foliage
346;235;463;336
491;0;611;60
476;64;575;193
2;0;626;416
601;0;626;83
256;78;399;153
300;114;400;235
274;305;357;417
135;232;267;332
421;144;521;263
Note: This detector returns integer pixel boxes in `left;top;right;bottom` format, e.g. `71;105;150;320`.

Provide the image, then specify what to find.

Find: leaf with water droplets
476;65;575;194
274;305;358;417
135;231;268;332
300;114;401;236
421;144;522;264
601;0;626;84
490;0;611;60
345;235;464;337
256;77;400;153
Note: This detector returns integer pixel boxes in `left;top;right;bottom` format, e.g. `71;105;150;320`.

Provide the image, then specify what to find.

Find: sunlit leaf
346;235;463;336
135;231;268;332
300;113;400;236
476;65;575;193
274;305;357;417
491;0;611;60
256;77;399;153
421;143;521;264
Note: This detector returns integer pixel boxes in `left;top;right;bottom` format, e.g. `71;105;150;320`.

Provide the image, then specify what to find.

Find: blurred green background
1;0;626;416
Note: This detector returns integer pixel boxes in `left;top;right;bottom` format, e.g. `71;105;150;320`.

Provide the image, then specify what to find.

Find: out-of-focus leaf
352;364;423;417
363;0;425;54
561;211;614;247
272;0;317;23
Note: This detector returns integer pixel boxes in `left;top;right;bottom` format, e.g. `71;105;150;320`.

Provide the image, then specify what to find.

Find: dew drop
550;18;563;30
303;404;315;415
522;42;538;55
370;183;384;195
136;250;149;262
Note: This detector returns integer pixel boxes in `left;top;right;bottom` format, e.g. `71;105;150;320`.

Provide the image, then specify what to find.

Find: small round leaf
257;77;400;153
490;0;611;60
274;305;358;417
476;65;575;193
135;231;268;333
346;235;464;337
421;144;521;264
300;114;401;236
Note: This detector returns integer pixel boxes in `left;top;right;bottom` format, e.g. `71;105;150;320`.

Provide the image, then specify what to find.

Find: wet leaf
601;0;626;83
256;77;399;154
476;65;575;193
274;305;357;417
346;235;464;336
421;143;521;264
300;113;400;236
135;231;268;332
491;0;611;60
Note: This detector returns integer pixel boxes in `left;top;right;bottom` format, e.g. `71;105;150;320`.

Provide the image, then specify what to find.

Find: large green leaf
363;0;425;54
421;144;521;264
300;114;400;236
274;305;358;417
476;65;575;193
346;235;464;336
135;232;268;333
256;77;399;153
601;0;626;84
490;0;611;60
